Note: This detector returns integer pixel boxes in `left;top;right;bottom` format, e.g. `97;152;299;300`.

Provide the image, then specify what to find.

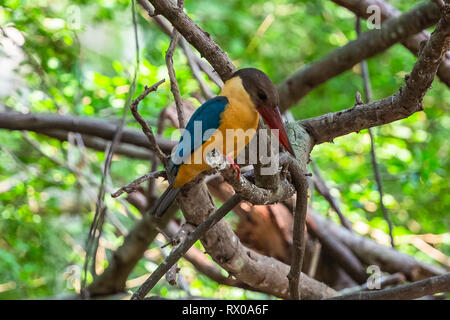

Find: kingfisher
152;68;294;217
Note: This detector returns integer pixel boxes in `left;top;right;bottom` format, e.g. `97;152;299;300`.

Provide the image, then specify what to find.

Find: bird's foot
225;155;241;179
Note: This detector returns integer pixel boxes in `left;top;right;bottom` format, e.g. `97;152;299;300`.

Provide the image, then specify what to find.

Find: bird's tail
151;160;180;217
151;182;181;217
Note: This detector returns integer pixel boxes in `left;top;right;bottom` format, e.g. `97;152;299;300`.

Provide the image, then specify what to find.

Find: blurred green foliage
0;0;448;299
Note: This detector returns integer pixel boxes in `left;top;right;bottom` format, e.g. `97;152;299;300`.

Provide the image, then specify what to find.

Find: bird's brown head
231;68;280;110
230;68;294;156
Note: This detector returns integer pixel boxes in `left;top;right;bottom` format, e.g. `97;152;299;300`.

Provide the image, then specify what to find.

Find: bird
152;68;294;217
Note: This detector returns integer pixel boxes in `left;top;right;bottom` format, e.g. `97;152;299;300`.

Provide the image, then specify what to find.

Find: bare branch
287;163;309;299
111;170;167;198
165;1;187;129
165;222;195;286
301;6;450;144
131;194;242;299
333;273;450;300
356;15;395;248
0;112;176;153
147;0;236;81
129;79;167;164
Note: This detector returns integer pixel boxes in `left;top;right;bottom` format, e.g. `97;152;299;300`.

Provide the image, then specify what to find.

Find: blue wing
170;96;228;169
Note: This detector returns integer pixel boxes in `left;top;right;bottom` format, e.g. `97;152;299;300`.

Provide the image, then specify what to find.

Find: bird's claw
225;155;241;179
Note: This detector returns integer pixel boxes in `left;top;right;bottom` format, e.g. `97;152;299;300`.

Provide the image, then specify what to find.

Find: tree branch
287;163;309;299
332;0;450;87
131;194;242;299
300;6;450;144
333;273;450;300
148;0;236;81
177;181;337;300
129;79;168;164
278;1;442;111
356;15;395;248
111;170;167;198
0;112;176;153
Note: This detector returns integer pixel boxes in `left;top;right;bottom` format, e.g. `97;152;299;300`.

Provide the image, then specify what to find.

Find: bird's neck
220;77;255;110
219;77;259;133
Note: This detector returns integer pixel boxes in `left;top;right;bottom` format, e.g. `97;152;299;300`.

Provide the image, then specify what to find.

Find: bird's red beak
257;105;295;156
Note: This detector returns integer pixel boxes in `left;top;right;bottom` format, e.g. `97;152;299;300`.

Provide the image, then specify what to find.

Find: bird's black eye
258;91;267;101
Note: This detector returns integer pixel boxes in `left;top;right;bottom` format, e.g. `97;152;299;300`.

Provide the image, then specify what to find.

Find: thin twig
306;214;368;284
165;223;195;286
182;43;215;99
310;160;352;230
129;79;167;165
287;162;309;300
356;16;395;248
111;170;167;198
81;1;141;296
165;0;186;129
131;194;241;299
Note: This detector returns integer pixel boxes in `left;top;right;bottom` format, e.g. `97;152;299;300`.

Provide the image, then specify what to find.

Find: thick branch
278;1;441;111
287;163;309;299
301;7;450;144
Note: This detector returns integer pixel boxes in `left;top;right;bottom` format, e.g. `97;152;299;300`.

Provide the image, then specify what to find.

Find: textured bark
177;181;337;300
207;176;358;290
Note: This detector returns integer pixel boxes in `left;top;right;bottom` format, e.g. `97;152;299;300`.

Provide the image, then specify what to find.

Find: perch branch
131;194;242;299
287;163;309;299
